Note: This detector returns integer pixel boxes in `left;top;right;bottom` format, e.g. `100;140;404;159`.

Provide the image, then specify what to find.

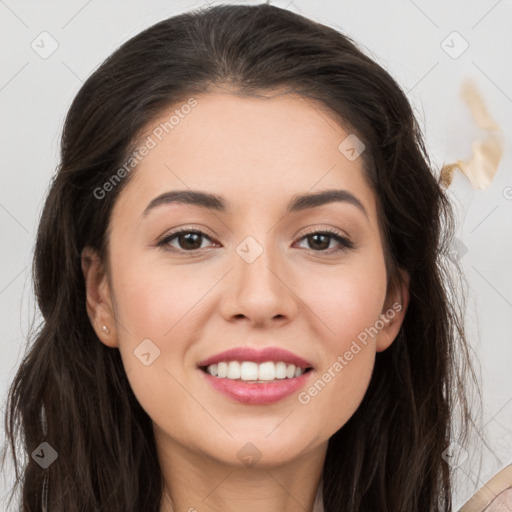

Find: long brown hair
2;3;483;510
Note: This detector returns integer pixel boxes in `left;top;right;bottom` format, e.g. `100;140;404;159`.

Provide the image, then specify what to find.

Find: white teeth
258;361;275;380
207;363;218;376
204;361;309;381
286;364;296;379
217;362;227;378
275;361;287;379
240;361;258;381
227;361;241;379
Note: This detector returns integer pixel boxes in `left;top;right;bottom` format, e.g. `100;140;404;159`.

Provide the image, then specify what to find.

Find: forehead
113;91;378;223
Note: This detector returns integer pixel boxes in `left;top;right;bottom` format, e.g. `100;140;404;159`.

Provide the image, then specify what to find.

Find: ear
81;246;118;348
376;269;410;352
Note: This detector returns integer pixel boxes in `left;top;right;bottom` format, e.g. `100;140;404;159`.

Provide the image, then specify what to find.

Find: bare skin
81;91;410;512
459;464;512;511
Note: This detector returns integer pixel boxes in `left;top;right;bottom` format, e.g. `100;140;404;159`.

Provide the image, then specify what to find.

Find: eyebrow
142;189;368;219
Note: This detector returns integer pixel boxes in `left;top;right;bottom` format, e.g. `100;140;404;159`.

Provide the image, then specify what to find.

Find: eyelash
156;227;355;255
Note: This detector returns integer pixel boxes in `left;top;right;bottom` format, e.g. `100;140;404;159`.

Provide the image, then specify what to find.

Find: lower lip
199;369;314;405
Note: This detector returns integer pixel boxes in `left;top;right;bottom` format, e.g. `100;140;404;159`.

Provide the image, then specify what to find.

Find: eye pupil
179;232;202;250
308;233;330;251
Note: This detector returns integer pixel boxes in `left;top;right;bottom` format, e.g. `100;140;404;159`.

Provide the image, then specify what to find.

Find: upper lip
197;347;314;370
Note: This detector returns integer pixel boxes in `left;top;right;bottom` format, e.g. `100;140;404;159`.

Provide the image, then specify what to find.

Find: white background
1;1;511;510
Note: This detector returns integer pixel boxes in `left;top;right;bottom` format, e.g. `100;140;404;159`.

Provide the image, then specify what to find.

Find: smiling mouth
199;361;314;383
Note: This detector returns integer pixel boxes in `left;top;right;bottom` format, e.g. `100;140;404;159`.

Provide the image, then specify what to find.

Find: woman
2;3;488;511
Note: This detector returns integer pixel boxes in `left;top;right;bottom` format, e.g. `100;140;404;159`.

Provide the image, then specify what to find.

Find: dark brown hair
2;3;483;511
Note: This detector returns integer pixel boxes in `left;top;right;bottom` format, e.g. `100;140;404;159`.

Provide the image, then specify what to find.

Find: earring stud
102;325;110;334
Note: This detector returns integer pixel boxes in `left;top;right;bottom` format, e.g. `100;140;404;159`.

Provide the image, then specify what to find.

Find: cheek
297;251;387;350
293;253;386;432
296;279;380;437
299;347;375;439
108;255;204;429
109;247;208;340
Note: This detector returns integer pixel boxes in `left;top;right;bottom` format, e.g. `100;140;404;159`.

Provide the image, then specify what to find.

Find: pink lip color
199;369;313;405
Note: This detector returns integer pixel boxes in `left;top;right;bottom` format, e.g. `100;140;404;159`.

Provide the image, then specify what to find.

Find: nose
218;240;299;328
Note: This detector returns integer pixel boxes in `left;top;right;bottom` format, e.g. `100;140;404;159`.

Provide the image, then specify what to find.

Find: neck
156;432;326;512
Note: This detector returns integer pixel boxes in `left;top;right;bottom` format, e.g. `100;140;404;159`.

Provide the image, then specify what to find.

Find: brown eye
296;230;354;253
158;230;215;252
306;233;331;251
176;232;204;250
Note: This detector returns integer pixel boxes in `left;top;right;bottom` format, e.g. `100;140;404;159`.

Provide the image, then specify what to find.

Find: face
82;91;409;468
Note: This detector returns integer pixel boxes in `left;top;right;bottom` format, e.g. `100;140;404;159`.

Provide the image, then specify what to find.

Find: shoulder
458;464;512;511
